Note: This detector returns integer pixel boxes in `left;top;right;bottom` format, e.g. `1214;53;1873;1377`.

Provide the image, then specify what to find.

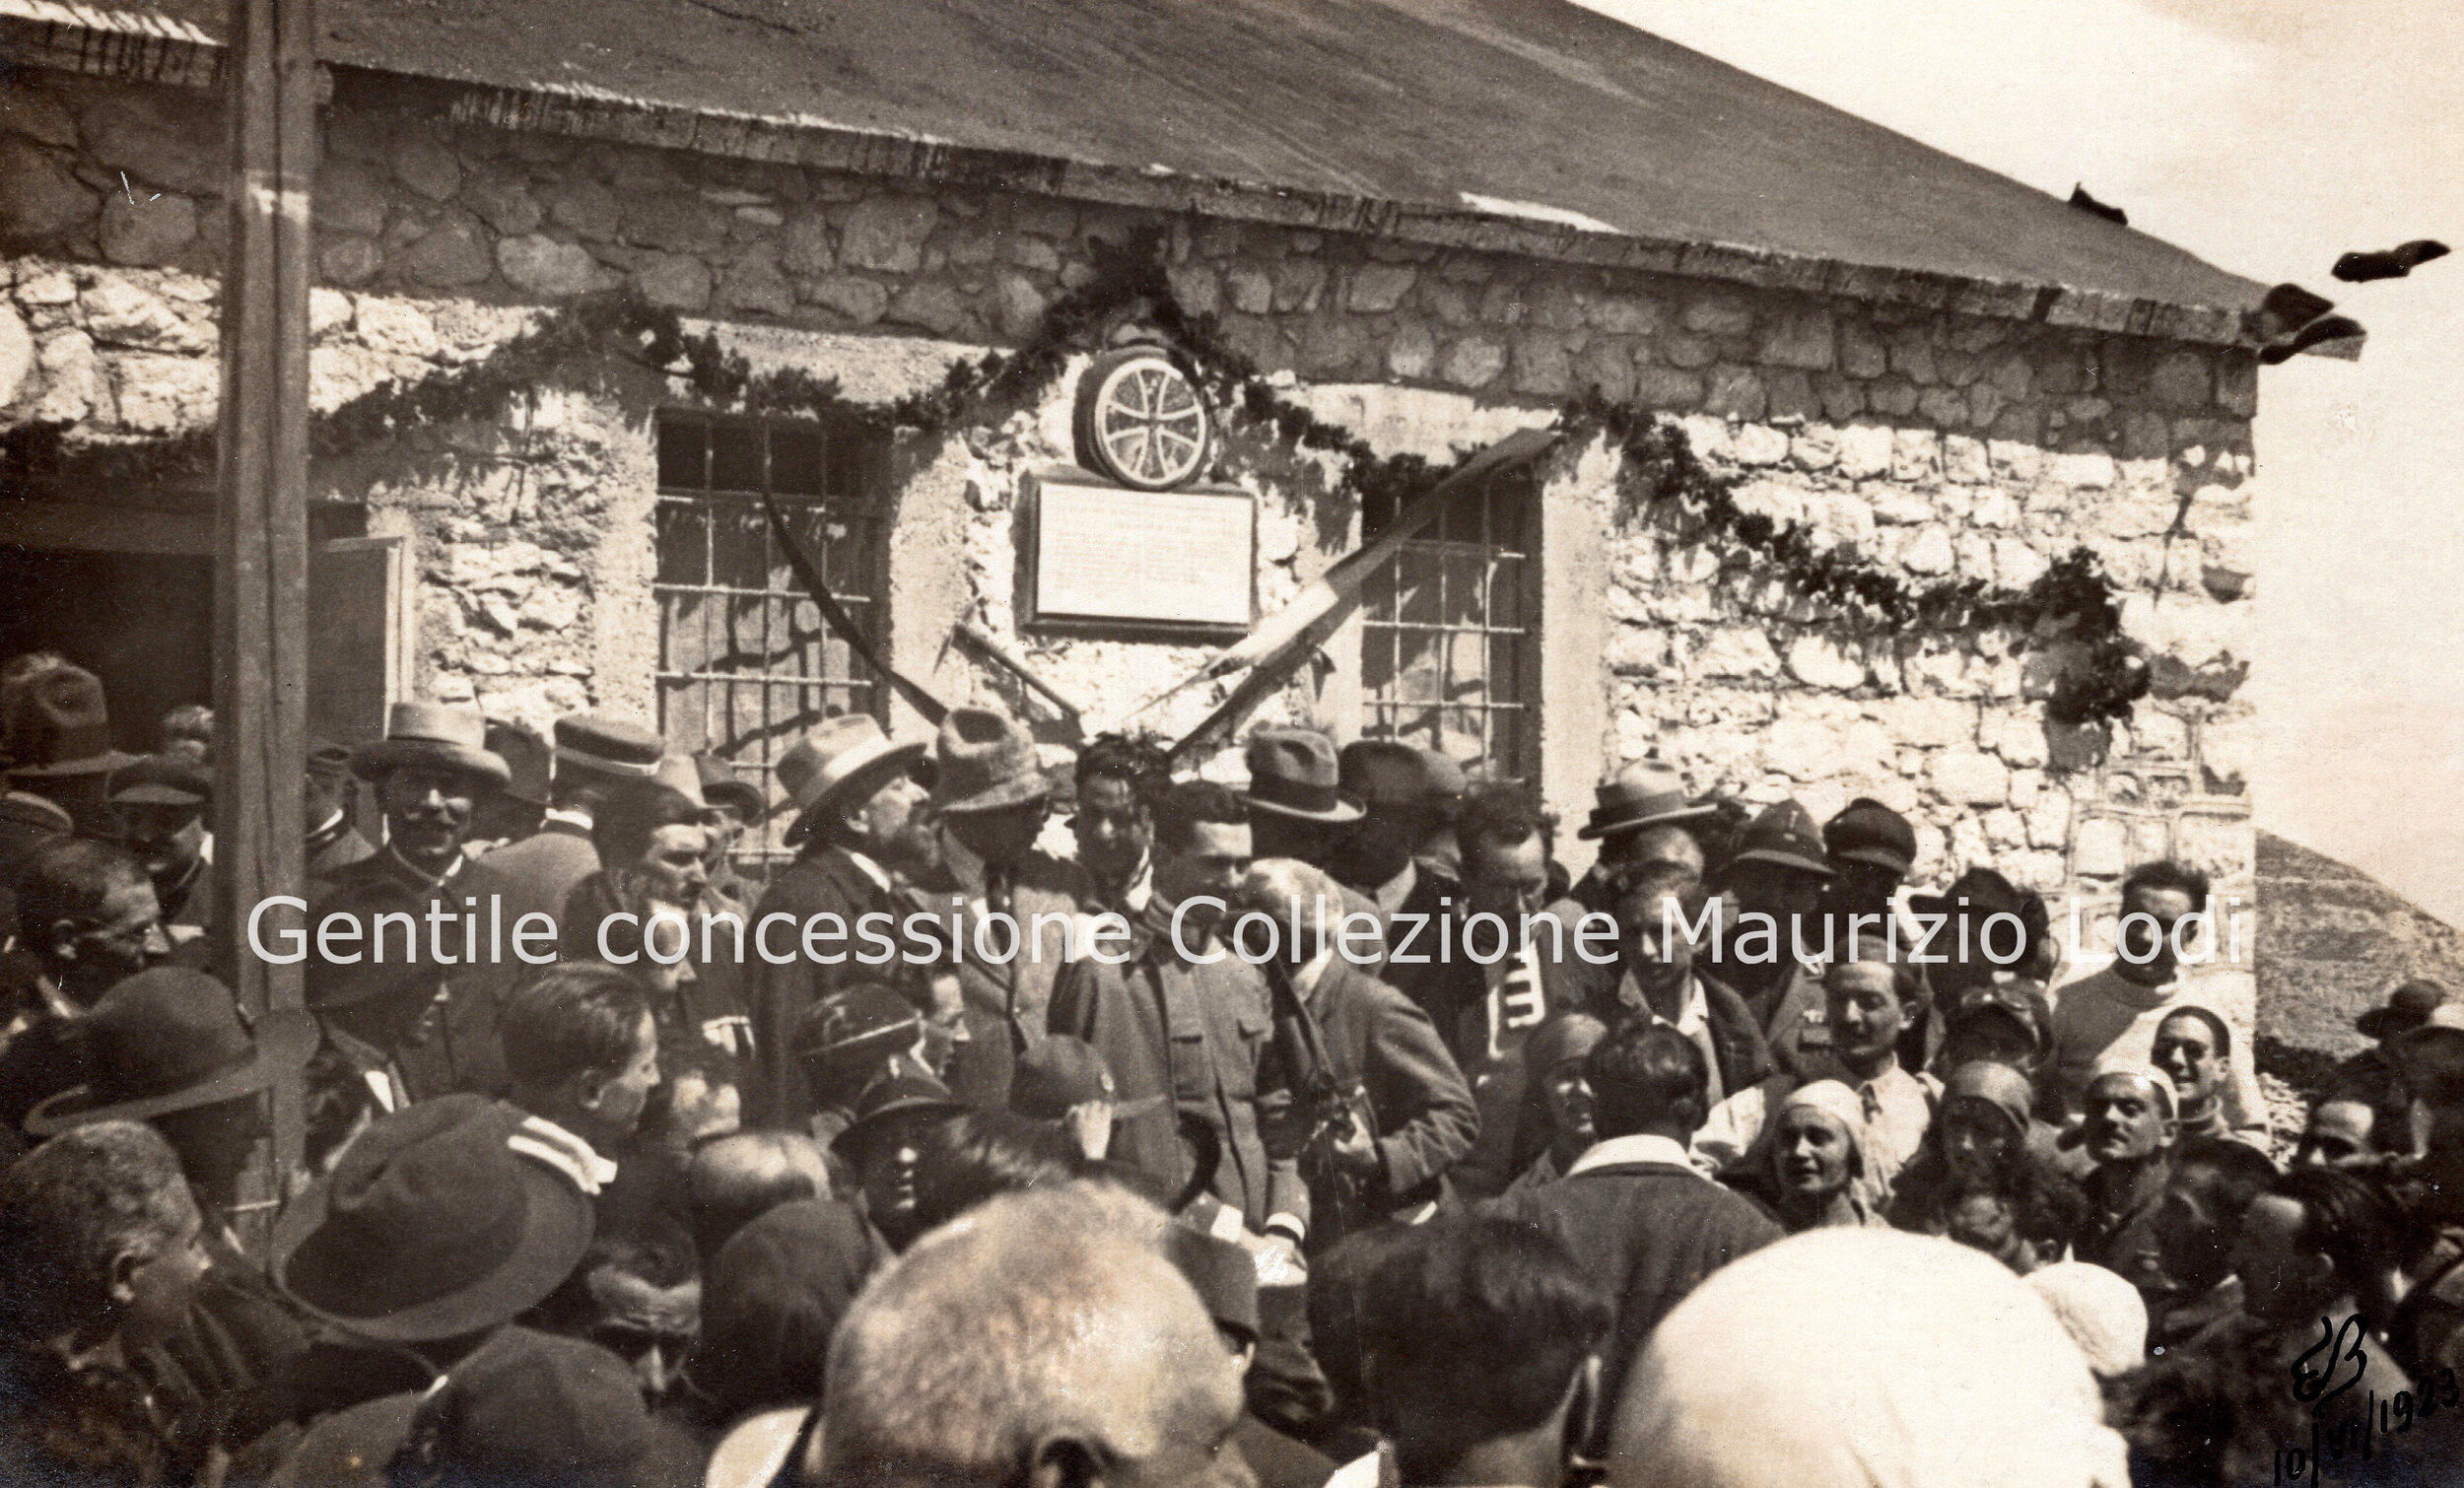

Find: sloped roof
11;0;2274;341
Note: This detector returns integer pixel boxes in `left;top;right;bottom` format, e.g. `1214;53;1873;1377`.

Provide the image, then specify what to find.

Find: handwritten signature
2275;1313;2458;1483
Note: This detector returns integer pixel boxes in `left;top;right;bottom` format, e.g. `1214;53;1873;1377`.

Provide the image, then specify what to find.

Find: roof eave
1;0;2357;361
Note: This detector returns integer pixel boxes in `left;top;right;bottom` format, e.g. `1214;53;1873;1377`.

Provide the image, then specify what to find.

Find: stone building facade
0;58;2264;936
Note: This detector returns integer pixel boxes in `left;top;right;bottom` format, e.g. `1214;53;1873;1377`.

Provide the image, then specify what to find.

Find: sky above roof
1580;0;2464;925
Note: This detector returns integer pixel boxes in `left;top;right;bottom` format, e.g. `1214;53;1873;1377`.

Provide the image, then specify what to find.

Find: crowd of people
3;648;2463;1487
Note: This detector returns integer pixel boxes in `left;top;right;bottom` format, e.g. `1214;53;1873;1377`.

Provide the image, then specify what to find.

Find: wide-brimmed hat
4;663;138;779
106;753;212;809
776;714;927;844
1338;740;1447;811
273;1093;596;1341
932;707;1049;816
828;1071;966;1161
1823;797;1916;875
2394;1003;2464;1090
0;788;74;840
791;982;924;1066
1577;760;1716;842
1724;798;1834;878
552;712;664;782
1242;729;1363;824
351;703;512;788
1009;1034;1118;1121
2359;979;2448;1041
484;718;553;807
397;1325;702;1488
695;754;768;819
26;967;317;1135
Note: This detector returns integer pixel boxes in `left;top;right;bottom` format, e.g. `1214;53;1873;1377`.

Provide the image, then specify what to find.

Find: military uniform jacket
742;845;899;1127
1049;902;1309;1237
898;848;1091;1111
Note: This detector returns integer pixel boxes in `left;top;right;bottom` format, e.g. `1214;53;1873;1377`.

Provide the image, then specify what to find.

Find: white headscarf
1611;1229;2130;1488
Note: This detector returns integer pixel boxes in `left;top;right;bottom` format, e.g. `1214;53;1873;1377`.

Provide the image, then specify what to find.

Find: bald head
820;1182;1250;1488
1237;857;1344;967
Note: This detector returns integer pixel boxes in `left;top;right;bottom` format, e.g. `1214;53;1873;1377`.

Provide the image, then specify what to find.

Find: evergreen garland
0;228;2147;723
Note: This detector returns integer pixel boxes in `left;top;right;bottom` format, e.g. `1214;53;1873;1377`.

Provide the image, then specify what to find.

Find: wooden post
212;0;316;1195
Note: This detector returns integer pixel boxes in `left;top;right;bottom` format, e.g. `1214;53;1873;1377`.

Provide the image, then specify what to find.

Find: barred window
1358;471;1539;780
653;411;891;869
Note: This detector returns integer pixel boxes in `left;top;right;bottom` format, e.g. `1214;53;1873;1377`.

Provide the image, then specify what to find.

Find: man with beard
897;708;1089;1110
745;714;931;1128
104;755;213;960
305;704;510;1105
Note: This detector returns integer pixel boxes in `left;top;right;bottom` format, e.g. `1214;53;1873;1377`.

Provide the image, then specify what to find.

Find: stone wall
0;70;2261;928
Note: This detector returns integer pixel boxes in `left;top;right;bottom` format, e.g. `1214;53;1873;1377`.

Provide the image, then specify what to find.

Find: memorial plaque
1028;475;1255;631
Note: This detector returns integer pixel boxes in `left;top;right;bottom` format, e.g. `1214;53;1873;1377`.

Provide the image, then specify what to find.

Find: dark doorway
0;547;213;755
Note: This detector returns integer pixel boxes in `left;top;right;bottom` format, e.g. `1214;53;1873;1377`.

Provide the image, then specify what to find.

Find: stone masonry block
2073;816;2128;878
1931;750;2010;806
1695;627;1782;679
839;196;938;274
1757;305;1835;371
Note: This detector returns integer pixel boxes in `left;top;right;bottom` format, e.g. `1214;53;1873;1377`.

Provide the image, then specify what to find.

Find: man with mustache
746;714;933;1130
104;755;213;961
305;703;511;1105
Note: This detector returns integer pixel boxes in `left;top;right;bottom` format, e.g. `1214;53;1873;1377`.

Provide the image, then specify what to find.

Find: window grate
1359;471;1539;781
652;411;891;872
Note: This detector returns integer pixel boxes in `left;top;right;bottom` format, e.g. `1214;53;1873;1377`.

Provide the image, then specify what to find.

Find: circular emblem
1072;348;1211;490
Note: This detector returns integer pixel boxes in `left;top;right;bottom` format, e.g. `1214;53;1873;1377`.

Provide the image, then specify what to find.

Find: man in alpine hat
263;1092;604;1447
1565;760;1719;916
305;702;510;1105
1242;728;1385;976
459;711;664;937
2;661;139;843
1699;798;1835;1065
896;707;1089;1110
744;713;930;1128
105;753;214;957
